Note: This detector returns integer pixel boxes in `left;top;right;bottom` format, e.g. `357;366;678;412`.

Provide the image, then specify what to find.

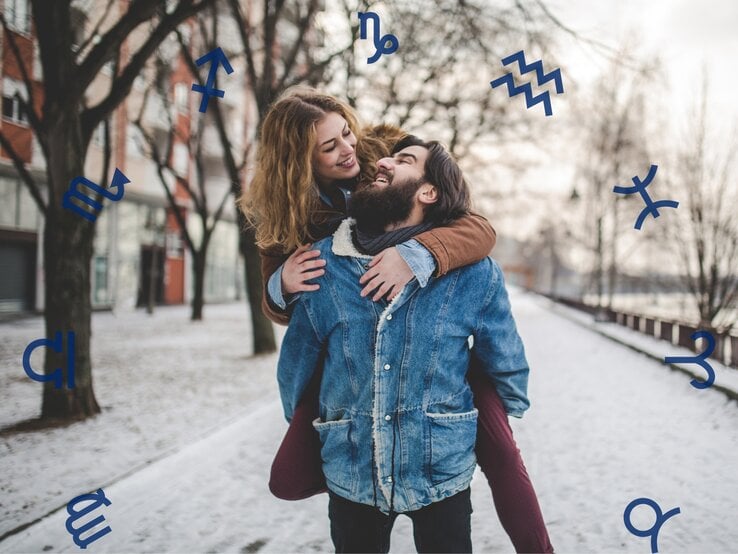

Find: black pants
328;488;473;553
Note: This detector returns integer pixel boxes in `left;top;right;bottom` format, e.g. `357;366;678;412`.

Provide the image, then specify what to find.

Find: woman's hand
282;244;327;295
359;247;414;302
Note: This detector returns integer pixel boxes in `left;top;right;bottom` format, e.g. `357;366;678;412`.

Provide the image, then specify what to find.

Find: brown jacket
259;201;497;325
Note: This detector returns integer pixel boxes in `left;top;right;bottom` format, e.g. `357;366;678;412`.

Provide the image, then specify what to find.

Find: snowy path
1;292;737;553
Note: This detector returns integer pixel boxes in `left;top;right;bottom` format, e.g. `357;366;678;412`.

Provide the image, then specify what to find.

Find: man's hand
282;244;326;295
359;246;413;302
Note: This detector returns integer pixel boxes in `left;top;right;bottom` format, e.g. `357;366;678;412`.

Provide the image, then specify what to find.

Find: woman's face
312;111;359;186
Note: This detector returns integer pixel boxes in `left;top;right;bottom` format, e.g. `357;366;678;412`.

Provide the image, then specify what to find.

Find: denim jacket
277;219;530;514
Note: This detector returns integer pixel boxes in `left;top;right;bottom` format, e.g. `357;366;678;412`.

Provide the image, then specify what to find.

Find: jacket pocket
426;408;478;486
312;418;354;493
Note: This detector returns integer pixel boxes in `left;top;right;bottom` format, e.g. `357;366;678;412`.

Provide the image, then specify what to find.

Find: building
0;0;246;316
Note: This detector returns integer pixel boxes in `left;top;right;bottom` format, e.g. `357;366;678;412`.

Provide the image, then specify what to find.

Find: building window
174;82;188;113
93;118;115;149
4;0;30;34
93;255;109;304
2;78;29;126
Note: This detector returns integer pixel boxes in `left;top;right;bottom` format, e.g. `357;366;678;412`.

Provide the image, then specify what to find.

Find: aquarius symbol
664;330;716;389
490;50;564;116
624;497;680;553
22;331;75;389
62;168;129;222
65;488;113;549
613;165;679;230
191;47;234;113
358;12;399;64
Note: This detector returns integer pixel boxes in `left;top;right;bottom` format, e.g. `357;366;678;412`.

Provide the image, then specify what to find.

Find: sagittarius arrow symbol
191;47;234;113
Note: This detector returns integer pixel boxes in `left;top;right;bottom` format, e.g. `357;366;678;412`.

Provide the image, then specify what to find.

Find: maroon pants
270;364;553;553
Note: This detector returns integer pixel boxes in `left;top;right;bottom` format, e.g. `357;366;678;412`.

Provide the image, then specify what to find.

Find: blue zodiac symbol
358;11;399;64
624;497;680;553
664;330;716;389
65;488;113;549
62;168;129;222
613;165;679;230
22;331;75;389
489;50;564;116
191;47;234;113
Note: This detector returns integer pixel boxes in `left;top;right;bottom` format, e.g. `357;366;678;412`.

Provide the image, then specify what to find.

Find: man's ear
417;183;438;205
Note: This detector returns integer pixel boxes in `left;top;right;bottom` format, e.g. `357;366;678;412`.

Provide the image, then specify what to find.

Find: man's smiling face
372;145;429;188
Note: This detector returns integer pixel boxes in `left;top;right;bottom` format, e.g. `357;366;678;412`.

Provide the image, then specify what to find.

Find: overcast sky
551;0;738;119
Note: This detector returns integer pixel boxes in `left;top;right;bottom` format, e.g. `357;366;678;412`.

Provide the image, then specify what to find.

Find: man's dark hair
392;135;471;224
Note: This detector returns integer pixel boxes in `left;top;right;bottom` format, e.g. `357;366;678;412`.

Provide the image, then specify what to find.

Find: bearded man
277;135;531;553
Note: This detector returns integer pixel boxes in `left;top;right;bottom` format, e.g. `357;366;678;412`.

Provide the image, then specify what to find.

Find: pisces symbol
612;165;679;230
65;488;113;549
358;11;399;64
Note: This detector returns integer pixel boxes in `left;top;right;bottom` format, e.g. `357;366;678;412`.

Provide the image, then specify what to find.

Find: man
277;136;530;553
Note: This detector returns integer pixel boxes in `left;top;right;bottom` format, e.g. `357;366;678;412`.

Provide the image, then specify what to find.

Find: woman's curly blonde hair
241;87;407;253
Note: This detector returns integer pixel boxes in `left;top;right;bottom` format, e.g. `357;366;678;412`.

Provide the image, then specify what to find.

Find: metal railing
543;294;738;369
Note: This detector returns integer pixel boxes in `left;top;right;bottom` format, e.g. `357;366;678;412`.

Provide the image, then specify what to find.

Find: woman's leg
269;369;327;500
468;363;554;553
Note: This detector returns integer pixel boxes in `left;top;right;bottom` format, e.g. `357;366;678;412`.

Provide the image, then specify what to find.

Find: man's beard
349;177;424;234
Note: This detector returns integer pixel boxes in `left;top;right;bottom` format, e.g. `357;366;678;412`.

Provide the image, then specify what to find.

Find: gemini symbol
65;488;113;549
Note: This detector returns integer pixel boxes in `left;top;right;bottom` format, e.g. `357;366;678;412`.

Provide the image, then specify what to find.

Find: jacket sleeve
413;212;496;276
277;298;325;422
473;259;530;418
259;247;292;326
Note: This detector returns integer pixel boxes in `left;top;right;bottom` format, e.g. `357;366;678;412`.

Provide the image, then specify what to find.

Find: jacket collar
332;218;421;320
331;218;372;259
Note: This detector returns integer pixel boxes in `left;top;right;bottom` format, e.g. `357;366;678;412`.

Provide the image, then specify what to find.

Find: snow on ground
1;291;737;553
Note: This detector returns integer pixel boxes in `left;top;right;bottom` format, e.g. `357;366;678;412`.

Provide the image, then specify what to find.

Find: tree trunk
191;250;206;321
241;225;276;354
41;114;100;420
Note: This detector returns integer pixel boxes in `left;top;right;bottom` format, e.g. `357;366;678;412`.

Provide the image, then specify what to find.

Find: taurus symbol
358;11;399;64
664;330;716;389
65;488;113;549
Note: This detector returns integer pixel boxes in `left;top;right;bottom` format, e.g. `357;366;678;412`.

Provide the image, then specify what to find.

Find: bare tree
165;0;354;353
572;50;658;310
0;0;214;422
665;76;738;332
133;61;232;321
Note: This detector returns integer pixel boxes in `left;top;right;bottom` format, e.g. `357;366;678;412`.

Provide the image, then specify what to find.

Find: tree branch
0;130;48;214
80;0;215;140
73;0;116;58
0;14;44;140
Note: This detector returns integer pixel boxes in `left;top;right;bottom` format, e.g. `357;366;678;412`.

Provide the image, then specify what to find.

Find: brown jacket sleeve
259;247;292;326
413;212;497;276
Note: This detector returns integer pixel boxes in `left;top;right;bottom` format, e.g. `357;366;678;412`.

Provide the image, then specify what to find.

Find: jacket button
387;476;393;483
384;414;391;421
386;314;392;320
383;364;391;370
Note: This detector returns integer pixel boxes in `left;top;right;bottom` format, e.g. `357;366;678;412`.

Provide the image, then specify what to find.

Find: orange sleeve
413;212;497;276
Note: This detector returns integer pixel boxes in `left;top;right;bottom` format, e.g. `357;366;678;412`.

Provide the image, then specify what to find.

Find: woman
242;88;553;553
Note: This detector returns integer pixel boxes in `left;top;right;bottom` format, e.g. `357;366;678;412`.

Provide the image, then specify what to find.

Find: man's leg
328;491;396;553
409;488;473;553
468;365;554;553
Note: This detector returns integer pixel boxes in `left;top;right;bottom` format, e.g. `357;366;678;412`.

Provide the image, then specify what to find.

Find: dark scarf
352;221;435;255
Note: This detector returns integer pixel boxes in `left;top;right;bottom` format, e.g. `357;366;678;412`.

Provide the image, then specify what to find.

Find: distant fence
544;294;738;369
